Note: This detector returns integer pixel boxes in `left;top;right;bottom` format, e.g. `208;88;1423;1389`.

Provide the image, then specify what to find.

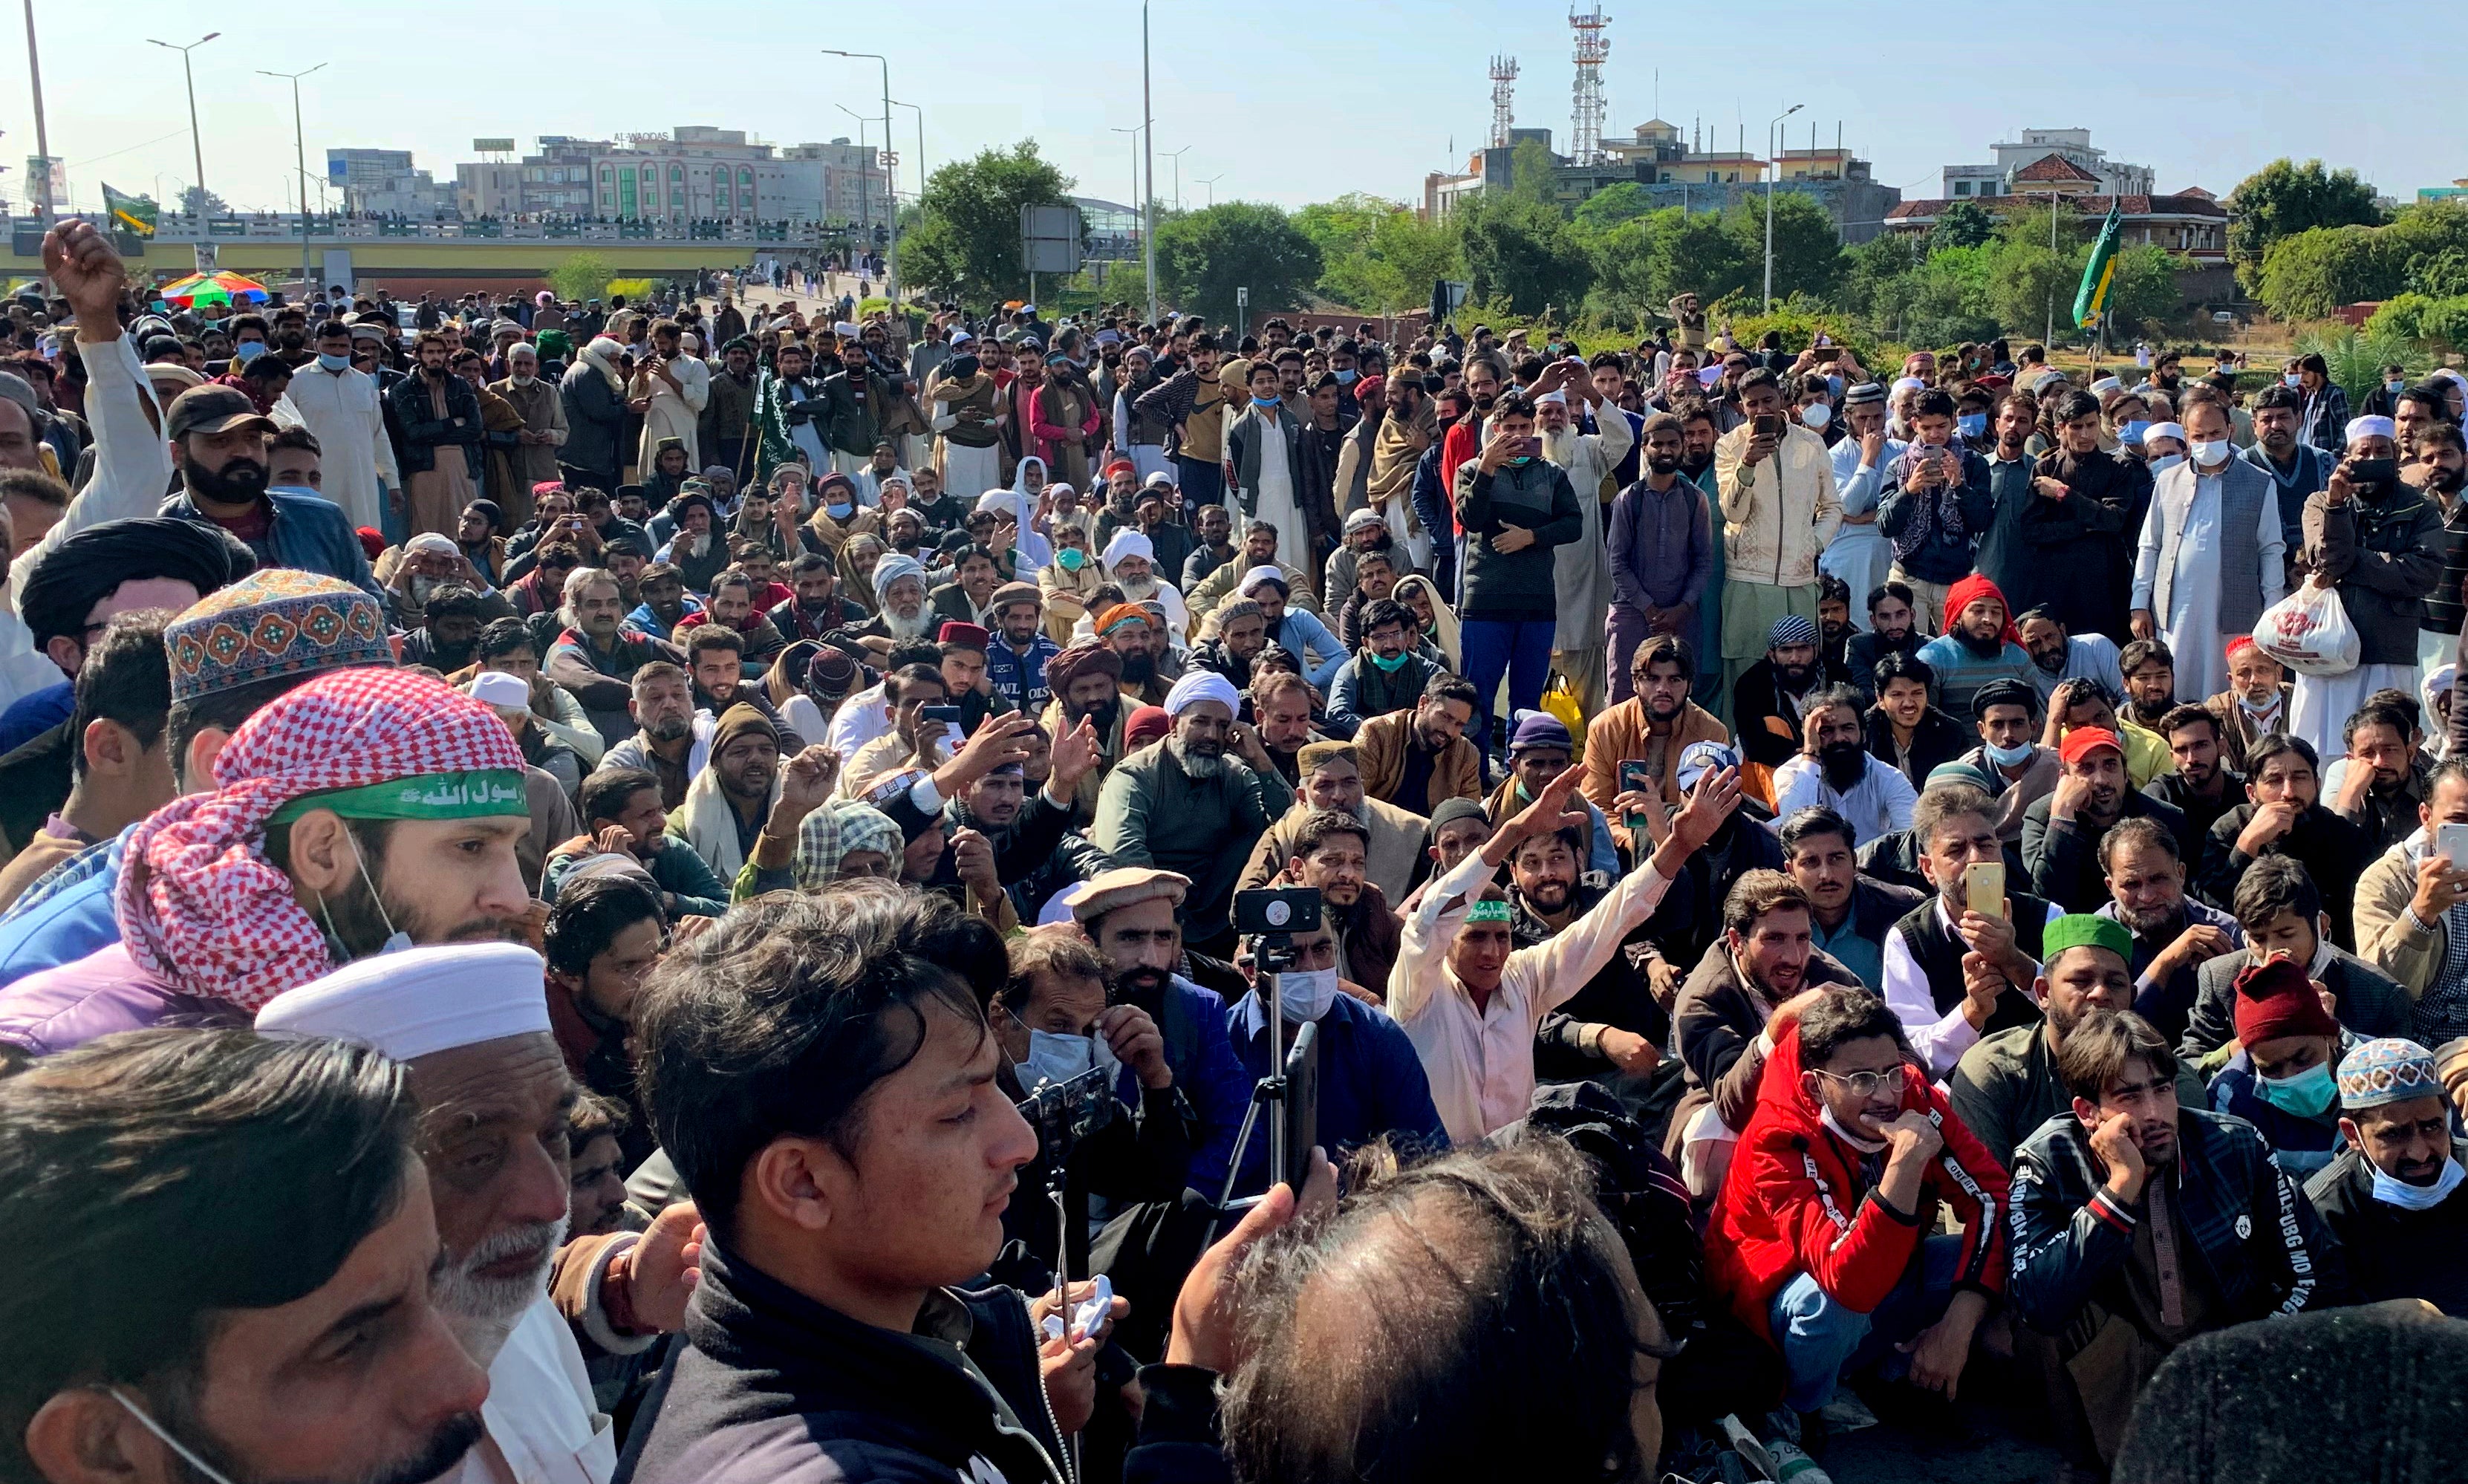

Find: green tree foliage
899;142;1078;300
1455;193;1592;316
1929;200;1998;253
549;253;618;305
2256;202;2468;321
1293;194;1457;313
1738;193;1845;304
2225;158;2384;293
1509;140;1560;205
1572;195;1837;324
1153;201;1323;328
1572;182;1655;231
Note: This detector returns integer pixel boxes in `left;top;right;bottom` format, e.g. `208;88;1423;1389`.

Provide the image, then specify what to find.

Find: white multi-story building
1940;127;2155;200
327;149;456;217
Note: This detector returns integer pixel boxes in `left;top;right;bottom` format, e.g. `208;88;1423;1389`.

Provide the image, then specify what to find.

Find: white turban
871;553;927;603
2347;414;2397;444
1163;670;1241;718
406;532;458;559
466;670;531;709
1532;388;1568;407
1891;376;1926;394
2144;422;2187;446
833;322;861;339
1102;530;1155;570
2088;376;2123;395
1237;564;1289;598
256;943;550;1062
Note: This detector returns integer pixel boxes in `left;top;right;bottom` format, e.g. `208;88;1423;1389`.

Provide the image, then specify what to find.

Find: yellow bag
1540;674;1586;762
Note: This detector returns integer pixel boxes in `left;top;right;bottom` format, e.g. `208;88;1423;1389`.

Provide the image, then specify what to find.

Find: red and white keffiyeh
115;668;527;1011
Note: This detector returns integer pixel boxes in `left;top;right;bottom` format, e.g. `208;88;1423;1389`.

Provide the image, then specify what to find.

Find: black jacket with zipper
617;1244;1069;1484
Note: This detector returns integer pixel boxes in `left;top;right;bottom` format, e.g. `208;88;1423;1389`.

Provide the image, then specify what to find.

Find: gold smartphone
1963;862;2006;919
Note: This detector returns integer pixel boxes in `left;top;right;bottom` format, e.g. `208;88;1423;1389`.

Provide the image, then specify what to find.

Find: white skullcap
255;943;551;1063
948;330;974;346
1102;530;1154;569
2144;421;2187;446
1891;376;1926;394
466;670;530;709
1532;388;1568;406
977;488;1020;514
1237;564;1289;597
406;532;459;558
1163;669;1241;717
2088;376;2123;395
2347;414;2397;443
833;322;861;338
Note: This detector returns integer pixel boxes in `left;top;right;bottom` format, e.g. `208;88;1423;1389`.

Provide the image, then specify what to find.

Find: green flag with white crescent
2072;200;2123;330
101;183;157;238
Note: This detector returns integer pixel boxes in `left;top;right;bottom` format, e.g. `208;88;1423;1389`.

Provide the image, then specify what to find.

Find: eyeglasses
1812;1064;1910;1100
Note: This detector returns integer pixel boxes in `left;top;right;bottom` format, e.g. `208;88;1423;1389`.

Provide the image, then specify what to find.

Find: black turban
19;516;250;651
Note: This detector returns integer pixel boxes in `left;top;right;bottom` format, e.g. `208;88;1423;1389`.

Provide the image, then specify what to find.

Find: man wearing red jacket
1707;984;2010;1443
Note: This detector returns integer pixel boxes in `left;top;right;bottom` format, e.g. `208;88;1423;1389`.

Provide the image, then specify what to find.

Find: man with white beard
1092;669;1276;954
852;553;935;657
1533;368;1632;719
258;943;705;1484
1100;527;1190;633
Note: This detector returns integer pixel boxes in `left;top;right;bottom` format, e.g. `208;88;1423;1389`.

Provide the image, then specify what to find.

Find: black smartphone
2350;457;2398;489
917;703;963;725
1282;1021;1321;1194
1620;760;1655;828
1523;436;1543;459
1753;413;1788;441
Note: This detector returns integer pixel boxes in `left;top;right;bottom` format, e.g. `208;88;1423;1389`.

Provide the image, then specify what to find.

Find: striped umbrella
157;270;272;307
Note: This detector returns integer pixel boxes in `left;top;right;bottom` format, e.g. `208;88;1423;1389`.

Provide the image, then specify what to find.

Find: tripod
1204;933;1317;1248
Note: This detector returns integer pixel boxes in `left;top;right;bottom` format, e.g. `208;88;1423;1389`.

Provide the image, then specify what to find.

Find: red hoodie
1705;1024;2010;1344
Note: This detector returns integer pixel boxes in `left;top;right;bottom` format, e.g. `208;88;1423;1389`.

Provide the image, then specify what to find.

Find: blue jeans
1459;616;1554;756
1766;1232;1961;1413
1176;455;1224;510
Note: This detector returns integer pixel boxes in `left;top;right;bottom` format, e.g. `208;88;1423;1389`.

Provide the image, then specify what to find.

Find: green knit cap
2042;914;2133;966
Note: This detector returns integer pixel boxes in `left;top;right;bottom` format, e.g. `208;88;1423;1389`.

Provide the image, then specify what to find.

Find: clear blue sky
4;0;2449;220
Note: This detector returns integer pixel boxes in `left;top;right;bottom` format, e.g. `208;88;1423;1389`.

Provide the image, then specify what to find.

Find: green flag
102;183;157;238
2071;200;2123;330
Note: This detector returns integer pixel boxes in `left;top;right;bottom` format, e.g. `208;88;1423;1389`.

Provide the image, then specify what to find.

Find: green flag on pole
101;183;157;238
2071;199;2123;330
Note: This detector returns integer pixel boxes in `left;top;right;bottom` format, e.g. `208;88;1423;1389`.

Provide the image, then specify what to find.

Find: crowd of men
3;215;2467;1484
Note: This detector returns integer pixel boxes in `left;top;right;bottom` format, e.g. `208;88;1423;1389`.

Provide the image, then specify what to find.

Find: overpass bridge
2;214;860;297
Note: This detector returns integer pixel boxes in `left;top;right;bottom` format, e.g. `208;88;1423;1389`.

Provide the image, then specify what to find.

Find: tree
1454;193;1592;316
178;186;229;218
2255;224;2412;321
1653;209;1754;307
1509;140;1560;206
1295;193;1397;310
2225;158;2384;293
1153;201;1322;328
1362;209;1462;313
1722;194;1843;305
899;141;1078;301
1572;182;1655;232
1929;200;1998;253
549;253;619;305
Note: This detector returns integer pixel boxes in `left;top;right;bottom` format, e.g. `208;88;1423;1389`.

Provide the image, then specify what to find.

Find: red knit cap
1941;573;2019;645
2233;954;2341;1047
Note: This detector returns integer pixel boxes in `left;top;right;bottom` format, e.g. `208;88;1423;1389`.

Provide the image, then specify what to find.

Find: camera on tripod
1014;1060;1121;1171
1232;885;1321;940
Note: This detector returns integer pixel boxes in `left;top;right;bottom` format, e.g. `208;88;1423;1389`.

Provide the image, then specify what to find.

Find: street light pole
1763;102;1803;308
259;63;327;296
149;33;221;218
1141;0;1157;325
1165;146;1191;213
890;100;925;201
834;105;872;250
1199;174;1224;207
823;50;897;305
21;0;52;221
1111;124;1144;266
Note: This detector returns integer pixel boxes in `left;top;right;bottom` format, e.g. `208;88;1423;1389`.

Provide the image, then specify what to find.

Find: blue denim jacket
160;488;384;605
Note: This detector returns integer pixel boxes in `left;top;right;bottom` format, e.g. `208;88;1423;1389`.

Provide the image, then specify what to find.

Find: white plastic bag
2253;579;2360;677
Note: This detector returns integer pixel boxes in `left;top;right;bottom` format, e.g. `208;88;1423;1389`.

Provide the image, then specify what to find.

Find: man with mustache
1914;573;2038;723
1731;614;1829;772
2086;816;2239;1043
0;669;538;1058
1;1029;492;1484
260;942;704;1484
1090;670;1277;957
161;384;380;594
2022;724;2199;914
1771;684;1918;847
1605;413;1715;702
2305;1036;2468;1315
2196;734;2374;946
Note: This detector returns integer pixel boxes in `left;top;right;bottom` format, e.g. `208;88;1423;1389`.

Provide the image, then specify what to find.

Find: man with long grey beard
258;943;705;1484
853;553;935;656
1093;669;1274;955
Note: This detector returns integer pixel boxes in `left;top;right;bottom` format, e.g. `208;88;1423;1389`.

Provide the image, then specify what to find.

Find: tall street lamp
822;49;897;305
1763;102;1803;307
258;62;326;296
889;100;926;203
834;105;873;247
22;0;53;221
149;33;221;217
1139;0;1157;323
1199;174;1225;207
1111;123;1144;267
1164;146;1191;213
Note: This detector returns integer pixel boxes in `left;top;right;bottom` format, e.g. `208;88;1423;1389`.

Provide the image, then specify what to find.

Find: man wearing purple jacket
1606;412;1715;703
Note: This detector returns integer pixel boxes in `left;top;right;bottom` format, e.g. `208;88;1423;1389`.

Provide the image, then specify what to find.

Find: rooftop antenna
1488;56;1519;150
1568;7;1609;166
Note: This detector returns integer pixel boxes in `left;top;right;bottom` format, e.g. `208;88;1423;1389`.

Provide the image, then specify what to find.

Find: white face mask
1275;964;1340;1023
1800;403;1832;432
1018;1027;1119;1090
2190;438;2233;467
2371;1154;2467;1211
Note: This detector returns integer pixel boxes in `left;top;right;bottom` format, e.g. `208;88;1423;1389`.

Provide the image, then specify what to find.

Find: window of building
669;165;685;182
1954;180;1971;196
739;167;755;186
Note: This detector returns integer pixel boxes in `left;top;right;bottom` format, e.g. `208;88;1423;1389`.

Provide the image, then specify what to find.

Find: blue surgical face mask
2285;372;2304;389
2147;452;2186;476
1335;367;1358;385
2389;379;2409;396
1018;1027;1116;1091
1957;412;1987;437
316;351;351;372
2120;419;2152;446
2371;1154;2467;1211
2253;1058;2338;1118
1983;739;2034;768
1827;374;1845;397
232;339;267;363
827;501;855;520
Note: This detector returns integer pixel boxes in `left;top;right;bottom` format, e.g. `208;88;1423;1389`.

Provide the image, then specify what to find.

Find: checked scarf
115;668;527;1012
